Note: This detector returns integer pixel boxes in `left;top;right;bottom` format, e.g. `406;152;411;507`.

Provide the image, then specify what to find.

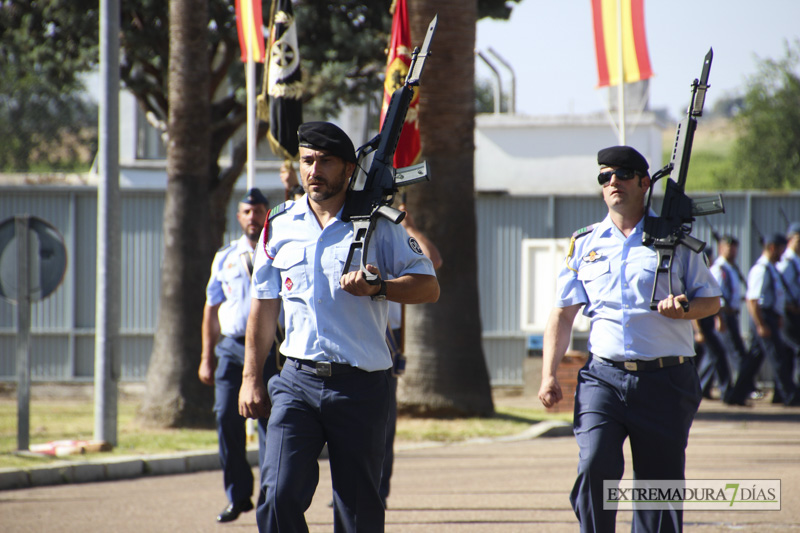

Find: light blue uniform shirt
205;235;255;338
777;248;800;305
710;257;743;310
746;256;785;315
252;197;435;372
555;212;721;361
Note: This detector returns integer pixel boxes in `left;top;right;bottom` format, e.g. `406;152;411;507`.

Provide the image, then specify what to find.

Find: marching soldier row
695;226;800;407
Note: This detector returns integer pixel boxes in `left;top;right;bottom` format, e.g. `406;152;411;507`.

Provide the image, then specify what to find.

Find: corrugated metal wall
2;188;799;385
475;191;800;385
1;187;252;381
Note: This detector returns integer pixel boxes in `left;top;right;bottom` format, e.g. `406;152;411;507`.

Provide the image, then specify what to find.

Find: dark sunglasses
597;168;637;186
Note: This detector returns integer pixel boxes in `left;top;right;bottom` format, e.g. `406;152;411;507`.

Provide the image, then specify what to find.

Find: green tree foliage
0;1;99;171
717;40;800;190
1;0;522;174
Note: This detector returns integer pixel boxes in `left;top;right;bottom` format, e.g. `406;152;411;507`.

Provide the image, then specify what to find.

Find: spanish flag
235;0;266;63
591;0;653;87
380;0;420;168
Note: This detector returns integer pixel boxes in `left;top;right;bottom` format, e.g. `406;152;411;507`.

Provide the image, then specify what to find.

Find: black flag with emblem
257;0;303;161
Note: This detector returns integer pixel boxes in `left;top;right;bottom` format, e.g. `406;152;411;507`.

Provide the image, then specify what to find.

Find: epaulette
268;200;293;221
565;223;599;272
216;241;235;254
262;200;294;260
571;224;598;240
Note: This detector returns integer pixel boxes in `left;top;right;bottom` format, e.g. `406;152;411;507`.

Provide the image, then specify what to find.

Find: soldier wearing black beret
539;145;721;531
297;121;357;163
597;145;650;176
240;121;439;532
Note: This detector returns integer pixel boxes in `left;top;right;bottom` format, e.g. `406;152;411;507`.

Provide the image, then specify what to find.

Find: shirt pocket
641;255;684;298
333;244;362;278
272;246;308;296
220;258;245;287
577;259;610;284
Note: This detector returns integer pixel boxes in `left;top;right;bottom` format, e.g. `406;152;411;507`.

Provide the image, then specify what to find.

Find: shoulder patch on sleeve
408;237;424;255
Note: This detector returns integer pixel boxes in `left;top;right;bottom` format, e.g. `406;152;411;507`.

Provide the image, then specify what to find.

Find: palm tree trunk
139;0;216;427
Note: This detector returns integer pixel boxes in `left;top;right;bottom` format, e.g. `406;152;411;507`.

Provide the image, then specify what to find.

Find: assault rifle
642;48;725;310
341;15;438;282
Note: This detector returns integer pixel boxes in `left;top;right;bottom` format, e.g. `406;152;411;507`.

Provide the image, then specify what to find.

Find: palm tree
139;0;216;426
399;0;494;416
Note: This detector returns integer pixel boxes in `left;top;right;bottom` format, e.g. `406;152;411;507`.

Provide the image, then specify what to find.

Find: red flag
235;0;266;63
591;0;653;87
380;0;420;168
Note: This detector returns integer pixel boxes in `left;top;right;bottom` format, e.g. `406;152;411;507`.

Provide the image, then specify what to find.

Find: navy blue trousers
729;310;798;405
257;360;390;533
695;315;731;400
783;311;800;383
720;311;747;381
379;328;402;506
570;355;701;533
214;336;277;505
380;370;397;506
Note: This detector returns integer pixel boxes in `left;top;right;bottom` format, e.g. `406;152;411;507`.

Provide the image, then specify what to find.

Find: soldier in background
199;189;279;523
727;233;800;406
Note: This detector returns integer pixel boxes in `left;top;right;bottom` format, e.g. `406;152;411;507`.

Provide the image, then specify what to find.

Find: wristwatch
371;278;387;301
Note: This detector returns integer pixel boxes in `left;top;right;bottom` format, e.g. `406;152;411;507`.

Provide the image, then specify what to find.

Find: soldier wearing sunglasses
539;145;721;532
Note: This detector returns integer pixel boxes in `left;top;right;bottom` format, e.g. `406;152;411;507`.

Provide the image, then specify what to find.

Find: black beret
241;188;269;206
721;234;739;246
765;232;788;247
297;121;357;163
597;145;649;175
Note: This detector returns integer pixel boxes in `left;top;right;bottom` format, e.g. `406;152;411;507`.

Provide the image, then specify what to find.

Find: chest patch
583;250;603;262
285;278;293;291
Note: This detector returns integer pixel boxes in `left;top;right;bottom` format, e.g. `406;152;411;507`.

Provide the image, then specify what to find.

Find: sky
475;0;800;119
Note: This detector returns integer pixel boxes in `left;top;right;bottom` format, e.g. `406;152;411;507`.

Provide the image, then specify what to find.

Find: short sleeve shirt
777;248;800;305
747;256;785;315
205;235;254;338
555;212;721;361
251;198;435;372
710;257;743;310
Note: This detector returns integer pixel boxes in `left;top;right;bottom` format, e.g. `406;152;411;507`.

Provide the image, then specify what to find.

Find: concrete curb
0;420;572;491
0;448;259;491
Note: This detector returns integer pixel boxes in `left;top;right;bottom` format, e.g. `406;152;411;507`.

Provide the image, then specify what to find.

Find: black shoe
217;499;254;523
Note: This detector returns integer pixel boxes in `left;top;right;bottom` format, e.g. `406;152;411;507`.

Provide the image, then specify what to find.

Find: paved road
2;401;799;532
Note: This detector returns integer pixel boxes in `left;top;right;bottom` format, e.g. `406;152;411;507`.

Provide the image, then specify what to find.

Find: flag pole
616;0;626;145
246;54;256;191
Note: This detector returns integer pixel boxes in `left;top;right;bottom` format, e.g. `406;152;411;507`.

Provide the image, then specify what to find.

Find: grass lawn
0;387;571;470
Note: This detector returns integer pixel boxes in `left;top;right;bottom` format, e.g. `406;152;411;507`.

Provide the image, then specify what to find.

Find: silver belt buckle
316;362;332;377
624;361;638;371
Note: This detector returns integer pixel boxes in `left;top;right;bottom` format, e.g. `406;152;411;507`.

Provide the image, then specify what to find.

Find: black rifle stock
340;15;438;282
642;48;724;310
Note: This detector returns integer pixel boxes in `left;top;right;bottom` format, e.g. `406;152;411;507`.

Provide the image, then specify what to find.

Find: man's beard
307;168;348;202
246;225;262;242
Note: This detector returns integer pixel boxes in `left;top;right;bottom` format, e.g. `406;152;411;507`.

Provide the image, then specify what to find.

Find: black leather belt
287;357;361;377
605;356;688;372
229;336;246;345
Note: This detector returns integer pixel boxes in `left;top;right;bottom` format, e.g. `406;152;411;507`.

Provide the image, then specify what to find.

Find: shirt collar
286;195;347;227
596;210;650;240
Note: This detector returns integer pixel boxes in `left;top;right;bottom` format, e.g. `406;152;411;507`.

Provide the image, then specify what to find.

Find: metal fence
2;187;799;385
